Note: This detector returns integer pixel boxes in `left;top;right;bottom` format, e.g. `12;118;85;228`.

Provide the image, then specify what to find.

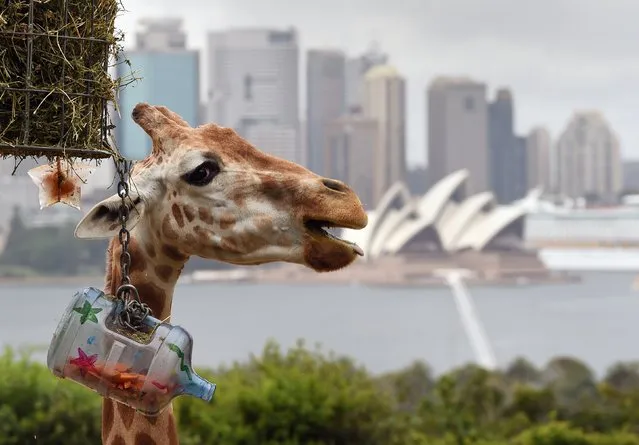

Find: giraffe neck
101;228;188;445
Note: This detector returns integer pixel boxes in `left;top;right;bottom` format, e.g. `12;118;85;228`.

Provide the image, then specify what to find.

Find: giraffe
73;102;368;445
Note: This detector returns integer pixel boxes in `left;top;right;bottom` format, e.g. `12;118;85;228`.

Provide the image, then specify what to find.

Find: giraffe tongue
325;227;363;256
307;220;364;256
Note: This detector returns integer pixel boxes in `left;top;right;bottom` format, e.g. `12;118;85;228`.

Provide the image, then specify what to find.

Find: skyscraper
306;49;345;175
206;28;300;163
363;65;406;205
344;44;388;114
324;113;378;209
526;126;551;192
116;19;199;160
488;88;527;203
427;77;489;195
555;111;622;202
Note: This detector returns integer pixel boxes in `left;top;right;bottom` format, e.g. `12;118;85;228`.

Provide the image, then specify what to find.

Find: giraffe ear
75;193;145;239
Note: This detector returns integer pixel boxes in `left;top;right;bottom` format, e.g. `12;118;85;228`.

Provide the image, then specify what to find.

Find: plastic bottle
47;287;216;416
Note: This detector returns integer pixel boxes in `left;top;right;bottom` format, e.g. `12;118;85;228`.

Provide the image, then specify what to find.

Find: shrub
1;341;639;445
0;347;101;445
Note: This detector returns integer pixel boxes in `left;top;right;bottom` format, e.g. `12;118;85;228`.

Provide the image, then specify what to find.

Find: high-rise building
363;65;406;205
526;126;551;192
555;111;622;202
344;44;388;114
427;77;489;195
206;28;300;163
324;113;378;209
306;49;346;175
488;88;527;203
115;18;199;160
513;135;528;200
198;102;207;126
298;120;308;167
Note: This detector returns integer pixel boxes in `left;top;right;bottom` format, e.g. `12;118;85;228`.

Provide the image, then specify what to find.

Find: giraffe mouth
304;219;364;256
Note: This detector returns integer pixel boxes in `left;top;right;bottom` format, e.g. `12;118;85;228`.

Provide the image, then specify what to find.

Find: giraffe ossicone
70;103;368;445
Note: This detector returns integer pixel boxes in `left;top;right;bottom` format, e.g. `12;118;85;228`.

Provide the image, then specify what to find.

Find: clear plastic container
47;287;216;416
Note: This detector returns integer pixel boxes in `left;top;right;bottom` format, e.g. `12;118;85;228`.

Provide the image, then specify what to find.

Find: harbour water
1;271;638;377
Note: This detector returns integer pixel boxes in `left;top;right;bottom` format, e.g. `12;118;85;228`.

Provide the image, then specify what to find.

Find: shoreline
0;271;583;289
0;275;104;286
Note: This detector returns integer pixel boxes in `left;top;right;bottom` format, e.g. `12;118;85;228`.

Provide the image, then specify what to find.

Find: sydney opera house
340;169;541;259
254;169;569;286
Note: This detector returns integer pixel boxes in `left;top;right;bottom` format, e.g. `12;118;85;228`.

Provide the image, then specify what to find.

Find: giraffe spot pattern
134;432;156;445
220;238;242;254
185;233;197;246
162;244;188;262
110;435;126;445
162;215;179;240
134;281;169;317
118;403;136;429
171;203;185;228
261;175;288;205
197;207;214;225
182;205;195;222
102;400;115;439
144;413;161;426
128;239;148;274
154;264;173;283
193;225;210;244
217;214;236;231
145;242;157;258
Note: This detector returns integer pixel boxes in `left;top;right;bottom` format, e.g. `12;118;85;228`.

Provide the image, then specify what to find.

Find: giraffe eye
182;160;220;186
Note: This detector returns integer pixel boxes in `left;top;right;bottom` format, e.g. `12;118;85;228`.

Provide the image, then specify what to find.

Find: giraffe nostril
321;178;348;193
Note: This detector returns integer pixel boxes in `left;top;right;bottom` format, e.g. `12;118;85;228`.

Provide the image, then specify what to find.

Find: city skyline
114;0;639;167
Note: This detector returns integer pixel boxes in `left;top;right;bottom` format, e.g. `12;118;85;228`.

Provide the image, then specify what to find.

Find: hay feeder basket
0;0;122;163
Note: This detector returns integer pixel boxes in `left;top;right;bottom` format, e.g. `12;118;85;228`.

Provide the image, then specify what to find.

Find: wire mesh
0;0;122;161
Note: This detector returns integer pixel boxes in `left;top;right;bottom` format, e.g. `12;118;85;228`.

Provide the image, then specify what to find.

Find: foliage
2;341;639;445
0;346;101;445
174;339;400;445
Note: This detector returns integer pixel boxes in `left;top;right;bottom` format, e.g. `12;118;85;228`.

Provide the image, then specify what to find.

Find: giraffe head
75;103;367;272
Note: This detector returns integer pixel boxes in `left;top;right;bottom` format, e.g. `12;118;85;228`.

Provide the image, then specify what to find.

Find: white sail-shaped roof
339;170;537;258
438;192;495;251
454;205;527;251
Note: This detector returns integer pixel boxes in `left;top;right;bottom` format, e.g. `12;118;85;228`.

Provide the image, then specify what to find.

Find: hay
0;0;132;164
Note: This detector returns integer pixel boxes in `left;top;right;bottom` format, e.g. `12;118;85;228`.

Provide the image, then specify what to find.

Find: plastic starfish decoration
27;157;95;210
72;300;103;324
69;347;99;377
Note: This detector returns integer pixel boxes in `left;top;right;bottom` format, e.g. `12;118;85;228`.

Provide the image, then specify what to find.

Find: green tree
0;347;101;445
2;341;639;445
174;339;404;445
506;357;542;386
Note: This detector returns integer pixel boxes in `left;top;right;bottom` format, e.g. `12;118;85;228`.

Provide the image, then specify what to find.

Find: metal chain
114;158;152;330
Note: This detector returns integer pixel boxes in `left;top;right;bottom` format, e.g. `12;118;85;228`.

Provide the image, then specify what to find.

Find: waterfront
1;271;638;377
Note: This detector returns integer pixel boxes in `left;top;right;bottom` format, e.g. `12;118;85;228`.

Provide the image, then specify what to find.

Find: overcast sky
115;0;639;167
